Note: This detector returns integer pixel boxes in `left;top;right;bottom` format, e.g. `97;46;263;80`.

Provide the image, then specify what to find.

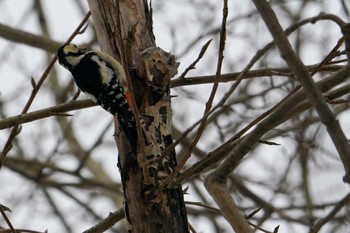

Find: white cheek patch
66;54;85;67
91;55;113;84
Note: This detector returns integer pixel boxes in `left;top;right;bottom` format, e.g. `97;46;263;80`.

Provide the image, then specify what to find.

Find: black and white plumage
57;44;138;152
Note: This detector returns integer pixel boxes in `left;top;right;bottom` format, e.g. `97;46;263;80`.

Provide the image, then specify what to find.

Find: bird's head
57;44;87;70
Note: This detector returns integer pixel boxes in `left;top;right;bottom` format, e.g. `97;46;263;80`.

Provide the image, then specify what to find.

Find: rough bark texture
87;1;189;232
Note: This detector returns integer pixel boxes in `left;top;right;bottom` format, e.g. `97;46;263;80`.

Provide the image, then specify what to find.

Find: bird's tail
115;115;138;153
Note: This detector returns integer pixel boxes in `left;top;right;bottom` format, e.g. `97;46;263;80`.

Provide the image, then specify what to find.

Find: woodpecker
57;44;138;152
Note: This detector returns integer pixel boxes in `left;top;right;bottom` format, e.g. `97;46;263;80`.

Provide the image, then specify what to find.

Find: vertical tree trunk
87;1;189;232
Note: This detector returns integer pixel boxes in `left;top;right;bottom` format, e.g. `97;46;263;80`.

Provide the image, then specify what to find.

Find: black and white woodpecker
57;44;138;152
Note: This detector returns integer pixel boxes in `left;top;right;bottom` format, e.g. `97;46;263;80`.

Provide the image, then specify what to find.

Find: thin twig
0;204;16;233
0;99;94;129
185;201;220;213
42;189;71;232
160;12;344;173
161;0;229;187
0;11;91;169
253;0;350;183
178;39;213;79
180;65;349;185
0;22;61;53
82;209;125;233
310;193;350;233
171;64;343;88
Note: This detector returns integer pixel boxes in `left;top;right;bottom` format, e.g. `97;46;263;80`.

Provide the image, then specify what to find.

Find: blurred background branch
0;0;350;232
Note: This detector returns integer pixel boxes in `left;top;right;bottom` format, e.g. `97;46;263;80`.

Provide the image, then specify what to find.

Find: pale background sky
0;1;350;232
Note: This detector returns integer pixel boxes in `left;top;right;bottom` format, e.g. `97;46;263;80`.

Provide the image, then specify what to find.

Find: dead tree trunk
87;1;189;232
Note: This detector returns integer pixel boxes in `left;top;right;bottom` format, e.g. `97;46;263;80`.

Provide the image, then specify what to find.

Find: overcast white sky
1;1;350;232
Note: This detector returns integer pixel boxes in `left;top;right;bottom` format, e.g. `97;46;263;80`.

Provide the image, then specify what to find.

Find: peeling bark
87;1;189;232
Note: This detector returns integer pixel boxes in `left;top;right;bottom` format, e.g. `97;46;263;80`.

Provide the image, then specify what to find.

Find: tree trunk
87;1;189;232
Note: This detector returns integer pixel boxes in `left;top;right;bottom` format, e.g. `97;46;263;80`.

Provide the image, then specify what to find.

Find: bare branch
0;99;95;129
0;11;92;168
0;23;61;53
252;0;350;183
162;0;229;187
82;209;125;233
